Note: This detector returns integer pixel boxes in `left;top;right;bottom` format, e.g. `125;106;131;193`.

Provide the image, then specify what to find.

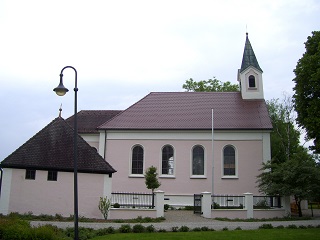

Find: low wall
109;208;157;220
212;209;246;219
253;209;286;219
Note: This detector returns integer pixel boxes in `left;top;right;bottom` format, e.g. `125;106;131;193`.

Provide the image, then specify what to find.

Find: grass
91;229;320;240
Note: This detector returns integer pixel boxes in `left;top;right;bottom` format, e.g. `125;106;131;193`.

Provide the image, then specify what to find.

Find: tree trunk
295;196;303;217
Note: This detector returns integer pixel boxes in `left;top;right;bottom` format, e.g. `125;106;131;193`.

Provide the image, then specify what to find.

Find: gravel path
31;210;320;231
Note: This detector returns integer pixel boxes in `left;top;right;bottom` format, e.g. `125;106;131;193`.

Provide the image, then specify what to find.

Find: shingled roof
66;110;122;133
1;117;116;174
240;33;263;73
98;92;272;130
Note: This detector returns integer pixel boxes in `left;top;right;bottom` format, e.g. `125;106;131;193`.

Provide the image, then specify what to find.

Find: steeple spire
240;33;263;73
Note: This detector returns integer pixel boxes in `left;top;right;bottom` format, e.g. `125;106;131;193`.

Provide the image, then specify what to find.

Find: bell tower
238;33;264;100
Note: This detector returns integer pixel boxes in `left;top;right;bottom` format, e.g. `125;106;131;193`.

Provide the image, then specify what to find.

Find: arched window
192;145;204;175
132;145;144;174
249;75;256;88
162;145;174;175
223;145;236;176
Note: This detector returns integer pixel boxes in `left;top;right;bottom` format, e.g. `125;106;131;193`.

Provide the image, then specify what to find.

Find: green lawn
92;229;320;240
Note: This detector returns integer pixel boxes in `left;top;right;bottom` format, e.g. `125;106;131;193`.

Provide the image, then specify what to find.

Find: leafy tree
182;77;239;92
266;96;300;164
258;95;320;216
293;31;320;153
144;166;161;193
257;146;320;217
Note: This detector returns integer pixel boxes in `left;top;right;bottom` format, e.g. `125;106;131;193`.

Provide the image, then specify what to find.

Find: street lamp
53;66;79;240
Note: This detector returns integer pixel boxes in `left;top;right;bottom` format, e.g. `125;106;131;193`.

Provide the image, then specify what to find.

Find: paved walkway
31;210;320;231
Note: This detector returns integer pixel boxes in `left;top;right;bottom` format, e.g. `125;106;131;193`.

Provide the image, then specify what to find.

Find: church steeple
238;33;264;100
240;33;263;73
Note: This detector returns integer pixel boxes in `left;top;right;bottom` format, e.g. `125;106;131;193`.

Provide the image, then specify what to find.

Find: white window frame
129;144;145;178
160;144;175;178
221;144;238;179
190;144;207;179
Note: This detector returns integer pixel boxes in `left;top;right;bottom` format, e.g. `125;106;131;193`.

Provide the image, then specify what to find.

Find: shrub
54;214;64;221
98;196;111;220
158;228;167;232
287;224;298;229
96;227;115;236
259;224;274;229
164;204;170;211
299;225;307;229
213;202;220;209
193;227;201;231
222;227;229;231
132;224;145;233
119;224;132;233
113;203;120;208
179;226;189;232
235;227;242;230
275;225;284;229
201;226;209;231
172;226;179;232
34;225;58;240
146;225;155;233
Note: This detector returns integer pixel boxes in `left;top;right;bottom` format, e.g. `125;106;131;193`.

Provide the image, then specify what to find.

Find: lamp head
53;75;69;96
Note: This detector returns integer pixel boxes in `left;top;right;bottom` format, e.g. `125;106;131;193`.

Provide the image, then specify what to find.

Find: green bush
179;226;189;232
113;203;120;208
201;226;209;231
146;225;155;233
132;224;145;233
0;218;33;240
259;224;274;229
275;225;285;229
34;225;58;240
164;204;170;211
119;224;132;233
158;228;167;232
235;227;242;230
96;227;115;236
171;226;179;232
287;224;298;229
222;227;229;231
193;227;201;231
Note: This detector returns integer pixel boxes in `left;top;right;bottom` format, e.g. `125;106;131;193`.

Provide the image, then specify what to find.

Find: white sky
0;0;319;160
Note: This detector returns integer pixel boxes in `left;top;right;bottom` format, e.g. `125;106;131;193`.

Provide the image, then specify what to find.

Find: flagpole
211;109;214;195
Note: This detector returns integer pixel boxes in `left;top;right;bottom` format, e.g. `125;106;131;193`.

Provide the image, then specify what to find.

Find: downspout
0;168;3;198
104;130;107;160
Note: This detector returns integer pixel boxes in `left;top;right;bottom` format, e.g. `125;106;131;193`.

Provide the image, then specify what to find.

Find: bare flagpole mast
211;109;214;195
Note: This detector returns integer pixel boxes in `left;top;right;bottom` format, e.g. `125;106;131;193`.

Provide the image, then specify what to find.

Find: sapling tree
145;166;161;193
98;196;111;220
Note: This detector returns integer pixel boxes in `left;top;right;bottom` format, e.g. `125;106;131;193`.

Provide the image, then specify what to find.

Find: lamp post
53;66;79;240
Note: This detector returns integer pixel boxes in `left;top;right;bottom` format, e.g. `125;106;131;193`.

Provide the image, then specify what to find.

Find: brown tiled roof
99;92;272;130
66;110;122;133
1;117;116;174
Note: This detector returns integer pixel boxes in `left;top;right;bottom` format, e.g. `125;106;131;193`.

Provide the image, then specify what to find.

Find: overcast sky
0;0;319;161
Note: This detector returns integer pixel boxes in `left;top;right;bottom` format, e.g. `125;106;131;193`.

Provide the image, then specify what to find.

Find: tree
98;196;111;220
266;96;300;164
293;31;320;153
258;95;320;216
144;166;161;193
257;146;320;217
182;77;239;92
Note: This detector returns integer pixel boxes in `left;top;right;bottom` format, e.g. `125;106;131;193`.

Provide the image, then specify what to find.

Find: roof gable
66;110;122;133
99;92;272;130
1;117;116;174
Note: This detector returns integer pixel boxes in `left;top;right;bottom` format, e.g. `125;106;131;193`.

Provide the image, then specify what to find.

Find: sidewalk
31;210;320;231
